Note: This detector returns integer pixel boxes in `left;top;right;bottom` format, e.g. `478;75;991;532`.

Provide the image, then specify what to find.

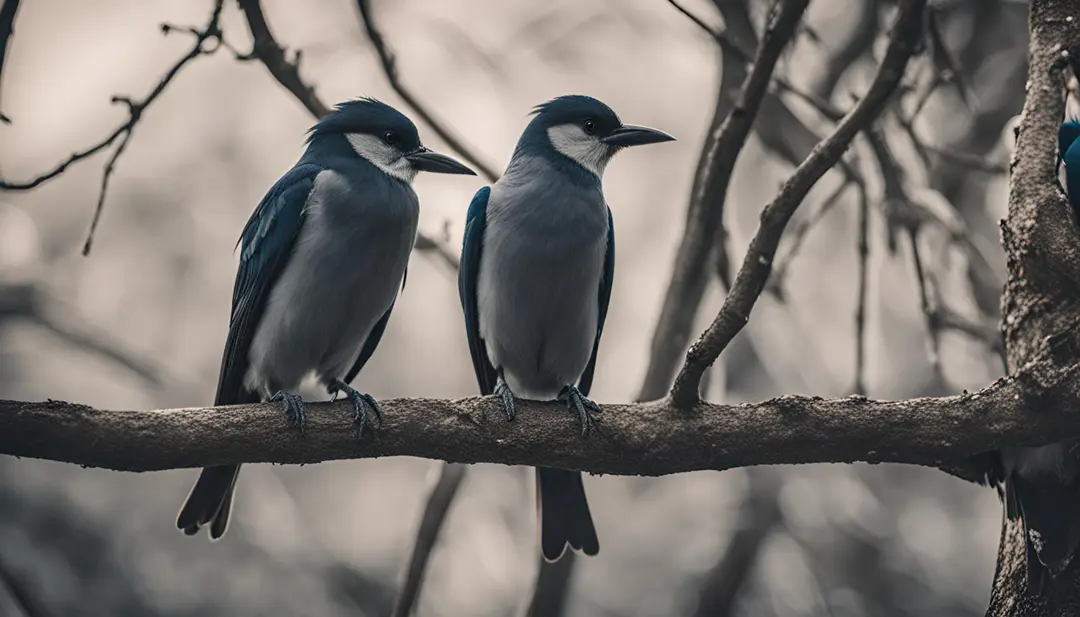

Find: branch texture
671;0;928;406
3;374;1079;478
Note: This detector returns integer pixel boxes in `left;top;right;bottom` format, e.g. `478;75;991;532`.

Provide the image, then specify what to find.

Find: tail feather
1010;474;1080;576
536;468;598;561
177;465;240;538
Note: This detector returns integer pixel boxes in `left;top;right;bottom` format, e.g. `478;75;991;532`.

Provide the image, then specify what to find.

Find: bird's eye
583;119;595;135
383;131;396;145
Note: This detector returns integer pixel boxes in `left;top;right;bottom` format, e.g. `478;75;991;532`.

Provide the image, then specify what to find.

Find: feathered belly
244;226;411;395
478;250;602;400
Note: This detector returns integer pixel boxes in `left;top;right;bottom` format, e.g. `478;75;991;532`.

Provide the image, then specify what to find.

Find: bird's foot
330;379;382;437
494;375;518;422
271;390;307;433
557;385;600;438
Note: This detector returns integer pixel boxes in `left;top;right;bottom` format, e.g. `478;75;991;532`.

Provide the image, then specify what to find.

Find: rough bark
1;375;1078;478
985;1;1080;614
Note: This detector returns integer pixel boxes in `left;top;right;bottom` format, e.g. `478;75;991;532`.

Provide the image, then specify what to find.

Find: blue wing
459;186;498;395
577;207;615;397
1065;134;1080;221
1059;120;1080;163
214;163;322;405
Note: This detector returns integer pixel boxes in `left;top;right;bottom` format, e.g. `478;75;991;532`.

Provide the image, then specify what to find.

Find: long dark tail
176;464;240;539
1009;474;1080;589
536;467;598;561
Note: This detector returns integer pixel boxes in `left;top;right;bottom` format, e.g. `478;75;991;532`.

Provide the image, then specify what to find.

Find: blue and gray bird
176;98;475;539
992;118;1080;587
459;95;674;560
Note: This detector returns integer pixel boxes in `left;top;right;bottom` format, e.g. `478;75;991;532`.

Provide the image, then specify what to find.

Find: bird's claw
271;390;307;433
494;375;518;422
331;379;382;437
558;385;600;438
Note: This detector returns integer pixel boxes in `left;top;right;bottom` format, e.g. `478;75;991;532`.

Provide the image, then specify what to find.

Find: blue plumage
459;95;672;561
177;98;474;540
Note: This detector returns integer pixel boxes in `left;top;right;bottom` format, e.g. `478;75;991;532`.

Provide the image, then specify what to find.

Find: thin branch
0;0;20;124
0;369;1072;481
766;178;853;301
671;0;928;407
907;228;943;375
354;0;498;182
392;462;466;617
690;471;782;617
235;0;329;118
924;143;1008;175
854;180;870;396
0;1;225;254
639;0;810;402
412;232;460;271
520;553;576;617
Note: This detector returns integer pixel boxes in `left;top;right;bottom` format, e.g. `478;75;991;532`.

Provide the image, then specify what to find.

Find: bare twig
854;181;870;395
0;0;20;124
236;0;329;117
906;228;943;374
924;143;1008;174
766;178;854;301
520;553;576;617
412;233;460;271
354;0;498;182
671;0;928;407
690;471;782;617
639;0;810;402
0;1;226;255
392;463;467;617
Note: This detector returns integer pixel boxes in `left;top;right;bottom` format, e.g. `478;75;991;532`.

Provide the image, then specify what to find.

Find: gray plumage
245;168;418;396
477;157;609;401
177;98;474;539
459;95;674;560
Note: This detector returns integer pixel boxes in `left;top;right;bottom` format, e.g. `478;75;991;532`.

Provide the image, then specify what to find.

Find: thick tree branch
671;0;927;406
3;371;1079;479
985;0;1080;612
354;0;498;182
0;0;19;124
639;0;809;402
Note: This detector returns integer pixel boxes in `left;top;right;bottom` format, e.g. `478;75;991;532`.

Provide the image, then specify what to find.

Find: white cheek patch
345;133;417;184
546;124;612;179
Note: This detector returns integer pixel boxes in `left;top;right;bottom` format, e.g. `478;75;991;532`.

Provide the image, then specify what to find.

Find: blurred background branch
0;0;19;124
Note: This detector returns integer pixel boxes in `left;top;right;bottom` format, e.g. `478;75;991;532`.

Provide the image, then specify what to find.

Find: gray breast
245;169;419;395
477;162;609;400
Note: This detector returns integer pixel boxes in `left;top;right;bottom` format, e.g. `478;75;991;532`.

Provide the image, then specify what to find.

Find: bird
991;118;1080;589
176;98;475;539
458;95;674;560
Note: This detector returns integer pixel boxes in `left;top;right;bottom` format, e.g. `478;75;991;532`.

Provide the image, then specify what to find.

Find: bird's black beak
405;147;476;175
601;124;676;147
